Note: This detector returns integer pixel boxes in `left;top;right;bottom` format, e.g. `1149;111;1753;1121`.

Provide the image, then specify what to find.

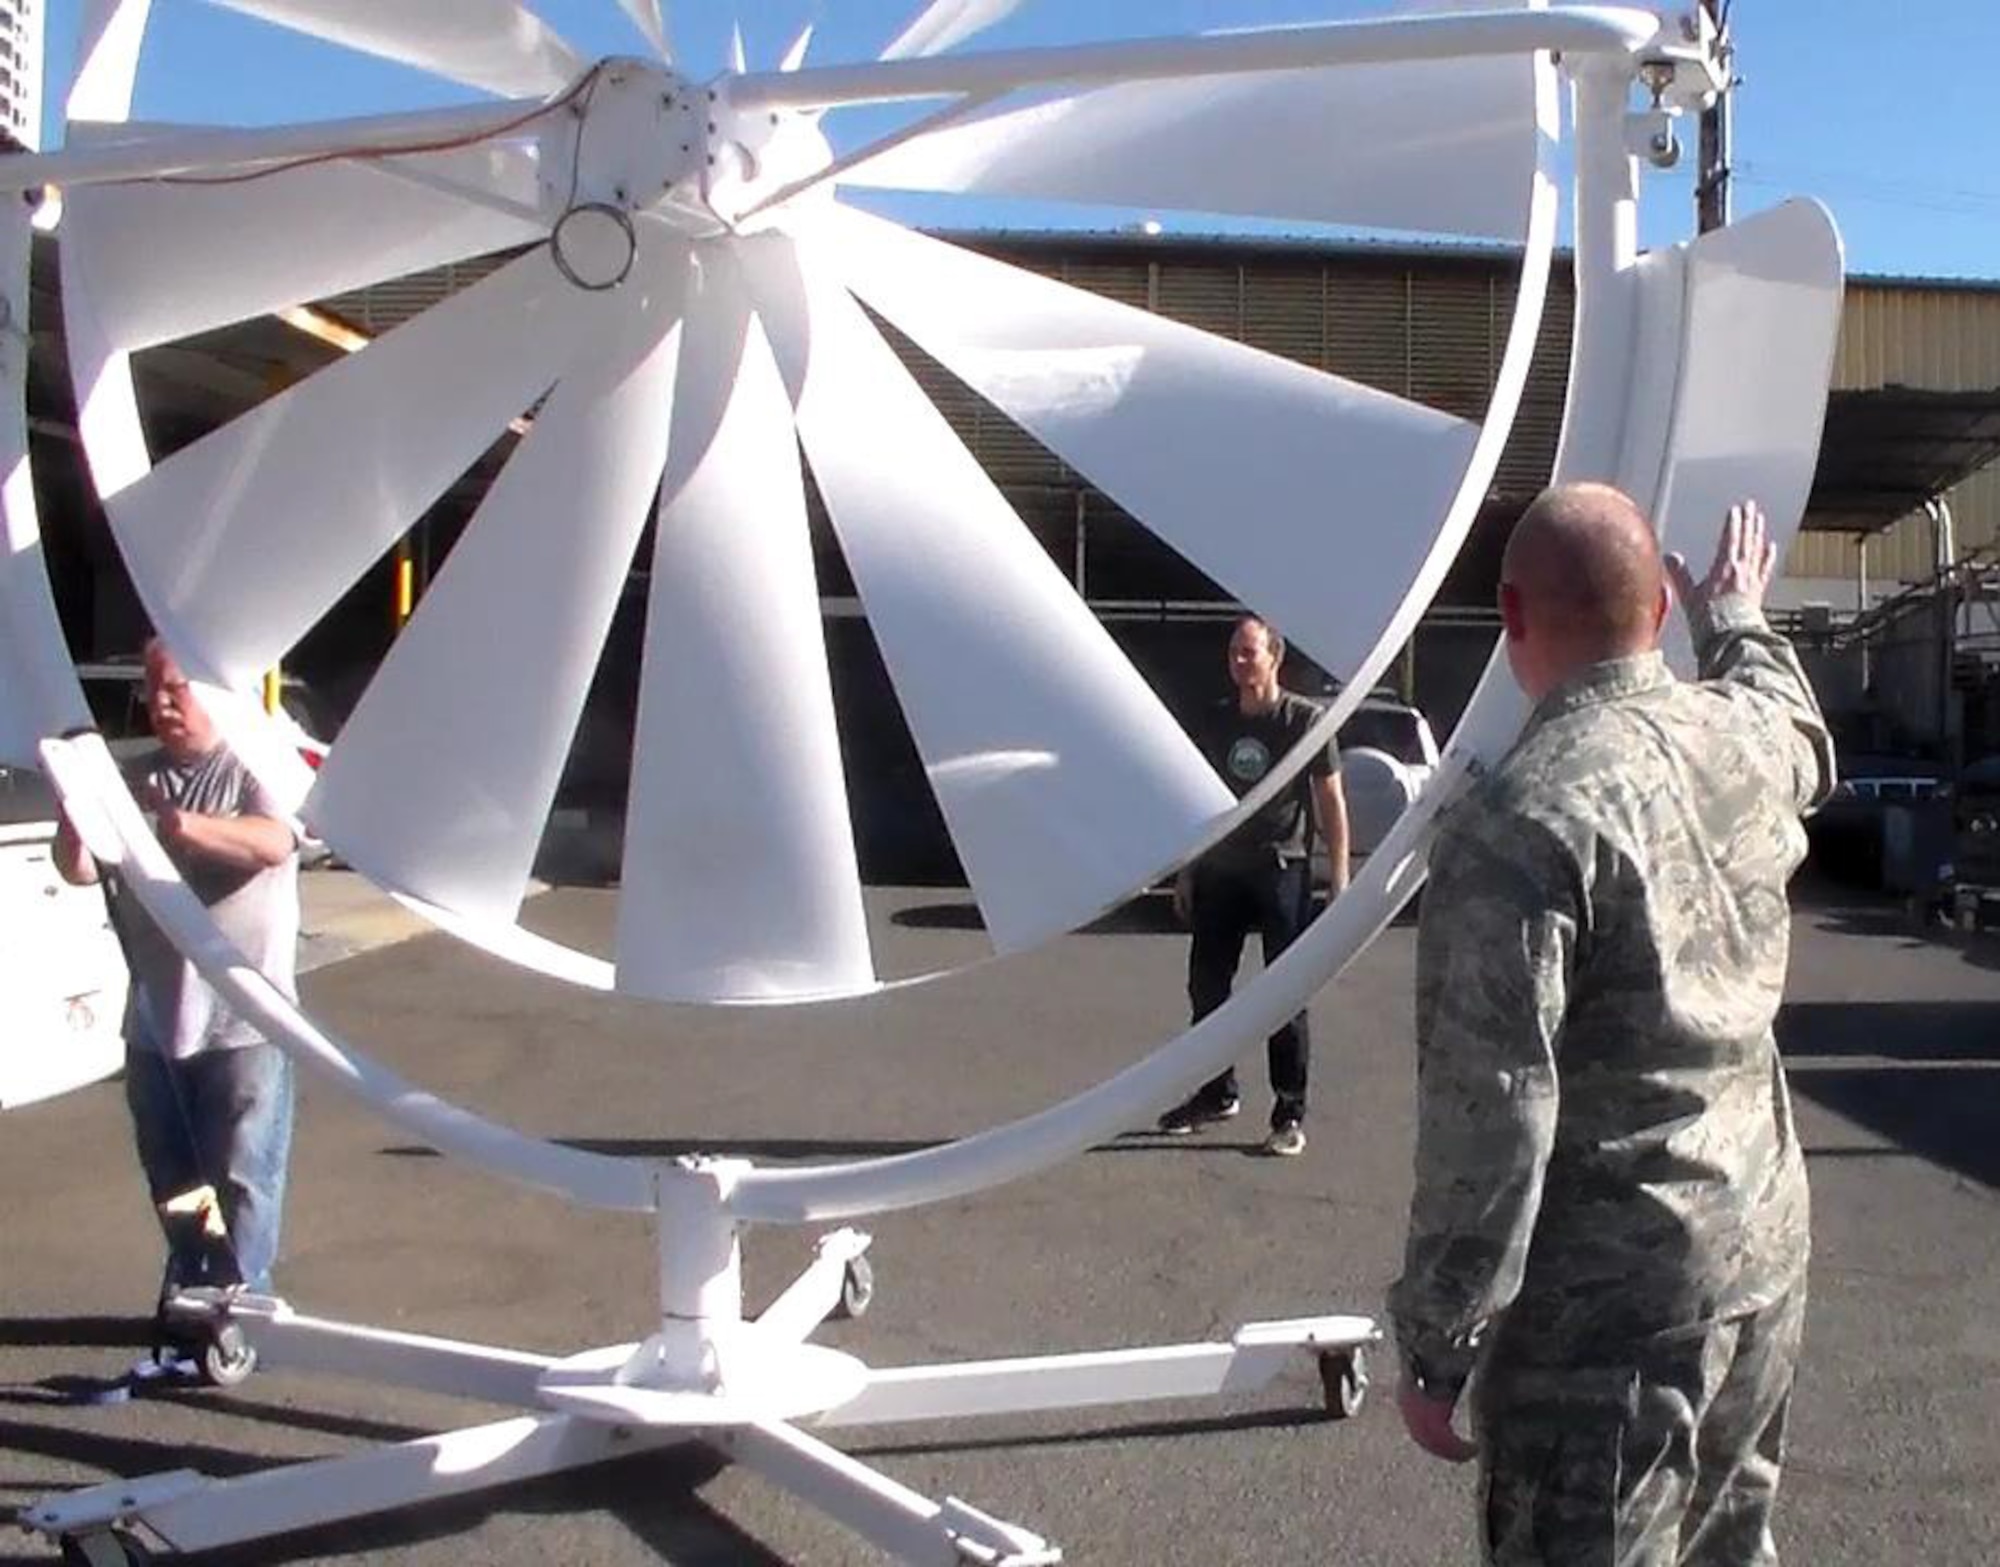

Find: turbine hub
699;77;836;234
540;58;706;223
540;58;835;252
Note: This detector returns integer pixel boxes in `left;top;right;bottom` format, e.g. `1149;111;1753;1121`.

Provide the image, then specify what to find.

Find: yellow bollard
394;537;416;628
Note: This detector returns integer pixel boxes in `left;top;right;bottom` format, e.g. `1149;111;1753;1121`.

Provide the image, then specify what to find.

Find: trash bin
1882;799;1951;897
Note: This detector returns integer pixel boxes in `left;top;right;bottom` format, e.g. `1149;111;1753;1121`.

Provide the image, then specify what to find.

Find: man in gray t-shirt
1157;615;1349;1157
58;640;300;1297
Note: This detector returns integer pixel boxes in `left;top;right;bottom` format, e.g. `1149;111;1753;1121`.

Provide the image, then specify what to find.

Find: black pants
1186;855;1312;1122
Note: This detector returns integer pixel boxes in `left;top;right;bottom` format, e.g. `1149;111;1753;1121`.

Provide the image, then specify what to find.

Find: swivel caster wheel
833;1255;875;1321
200;1319;258;1389
1317;1346;1368;1421
60;1530;154;1567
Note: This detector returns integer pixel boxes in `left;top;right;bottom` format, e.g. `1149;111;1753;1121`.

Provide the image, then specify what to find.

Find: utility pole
1695;0;1732;233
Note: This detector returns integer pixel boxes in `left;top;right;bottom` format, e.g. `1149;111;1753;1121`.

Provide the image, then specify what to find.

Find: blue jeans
124;1040;294;1295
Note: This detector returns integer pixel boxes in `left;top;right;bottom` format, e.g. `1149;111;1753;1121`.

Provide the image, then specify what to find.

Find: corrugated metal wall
972;237;1570;510
1792;278;2000;583
922;237;1570;609
327;239;2000;593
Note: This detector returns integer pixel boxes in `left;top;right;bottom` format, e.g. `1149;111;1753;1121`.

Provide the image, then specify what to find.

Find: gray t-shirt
109;744;300;1060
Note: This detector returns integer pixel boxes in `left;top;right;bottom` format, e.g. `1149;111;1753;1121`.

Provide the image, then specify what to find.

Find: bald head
1499;483;1668;696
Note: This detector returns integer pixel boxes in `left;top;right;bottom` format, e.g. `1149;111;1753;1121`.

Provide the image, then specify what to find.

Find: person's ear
1499;583;1528;642
1652;580;1671;636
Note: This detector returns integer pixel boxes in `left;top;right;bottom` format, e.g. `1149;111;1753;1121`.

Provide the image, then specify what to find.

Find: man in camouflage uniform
1389;485;1833;1565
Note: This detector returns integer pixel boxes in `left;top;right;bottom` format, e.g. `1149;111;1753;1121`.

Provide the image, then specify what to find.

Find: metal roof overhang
1803;386;2000;535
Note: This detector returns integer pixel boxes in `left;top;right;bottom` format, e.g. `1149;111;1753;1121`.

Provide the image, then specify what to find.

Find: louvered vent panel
318;250;520;336
1323;269;1410;400
1493;269;1572;501
1241;267;1327;370
872;313;1069;487
1155;264;1241;340
1059;259;1152;311
1408;273;1495;422
1004;486;1084;578
976;405;1069;486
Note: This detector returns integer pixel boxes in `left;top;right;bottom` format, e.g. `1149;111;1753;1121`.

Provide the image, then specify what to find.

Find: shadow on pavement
1098;1134;1286;1159
0;1440;779;1567
182;1447;783;1567
1777;999;2000;1062
0;1371;424;1447
1789;1064;2000;1190
850;1401;1346;1463
381;1137;943;1162
1781;998;2000;1189
0;1317;149;1349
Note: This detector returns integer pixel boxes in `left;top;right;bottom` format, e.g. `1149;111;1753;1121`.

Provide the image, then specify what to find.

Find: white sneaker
1263;1123;1307;1158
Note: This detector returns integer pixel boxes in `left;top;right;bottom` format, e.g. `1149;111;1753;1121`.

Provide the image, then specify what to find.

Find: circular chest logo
1226;737;1272;785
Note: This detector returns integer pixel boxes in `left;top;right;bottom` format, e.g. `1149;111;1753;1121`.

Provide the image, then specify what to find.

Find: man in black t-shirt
1160;616;1349;1156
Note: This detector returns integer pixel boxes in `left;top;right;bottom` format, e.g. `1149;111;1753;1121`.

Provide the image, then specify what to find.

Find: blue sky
36;1;2000;281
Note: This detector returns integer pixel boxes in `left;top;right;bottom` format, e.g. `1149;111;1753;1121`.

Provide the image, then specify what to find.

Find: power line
1735;158;2000;220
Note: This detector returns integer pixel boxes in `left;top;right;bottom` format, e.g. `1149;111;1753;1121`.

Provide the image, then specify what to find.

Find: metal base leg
22;1185;1376;1565
25;1414;685;1555
720;1420;1061;1566
821;1315;1378;1430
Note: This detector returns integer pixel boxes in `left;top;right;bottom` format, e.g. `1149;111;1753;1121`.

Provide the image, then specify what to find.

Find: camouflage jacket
1389;596;1834;1392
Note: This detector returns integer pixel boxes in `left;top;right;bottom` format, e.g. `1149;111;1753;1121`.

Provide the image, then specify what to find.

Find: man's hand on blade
1666;498;1778;617
1396;1373;1478;1463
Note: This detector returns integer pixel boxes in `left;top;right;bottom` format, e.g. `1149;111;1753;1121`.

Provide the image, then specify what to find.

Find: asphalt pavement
0;875;1995;1565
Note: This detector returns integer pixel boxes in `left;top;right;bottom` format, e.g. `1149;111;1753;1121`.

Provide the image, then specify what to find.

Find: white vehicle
0;770;126;1109
1339;693;1442;859
1308;692;1441;888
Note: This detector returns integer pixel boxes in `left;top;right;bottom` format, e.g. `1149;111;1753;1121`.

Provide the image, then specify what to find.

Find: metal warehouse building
24;227;2000;869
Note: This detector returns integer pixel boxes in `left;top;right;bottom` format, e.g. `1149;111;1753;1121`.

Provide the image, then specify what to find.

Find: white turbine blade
202;1;582;97
727;23;748;75
846;48;1538;239
780;25;816;72
106;245;633;691
814;206;1477;683
881;0;1026;61
744;236;1233;954
616;0;673;61
616;248;873;1004
310;243;691;923
67;0;150;125
61;142;543;353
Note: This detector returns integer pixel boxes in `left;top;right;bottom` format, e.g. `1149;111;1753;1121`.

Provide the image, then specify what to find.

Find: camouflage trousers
1473;1284;1806;1566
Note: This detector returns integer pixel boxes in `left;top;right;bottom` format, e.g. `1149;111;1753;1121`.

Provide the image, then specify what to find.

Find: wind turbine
0;3;1842;1560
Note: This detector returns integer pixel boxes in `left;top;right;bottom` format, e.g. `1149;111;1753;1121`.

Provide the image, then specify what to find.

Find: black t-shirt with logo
1201;690;1340;867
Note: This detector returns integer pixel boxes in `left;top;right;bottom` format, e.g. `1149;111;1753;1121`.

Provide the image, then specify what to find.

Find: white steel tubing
126;1415;674;1553
717;1421;1037;1567
731;6;1661;111
0;97;551;193
727;44;1564;1228
756;1230;870;1344
816;1332;1372;1429
242;1310;557;1408
1557;62;1645;478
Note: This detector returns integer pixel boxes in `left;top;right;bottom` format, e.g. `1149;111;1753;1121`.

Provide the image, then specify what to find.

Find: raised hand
1665;499;1779;619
